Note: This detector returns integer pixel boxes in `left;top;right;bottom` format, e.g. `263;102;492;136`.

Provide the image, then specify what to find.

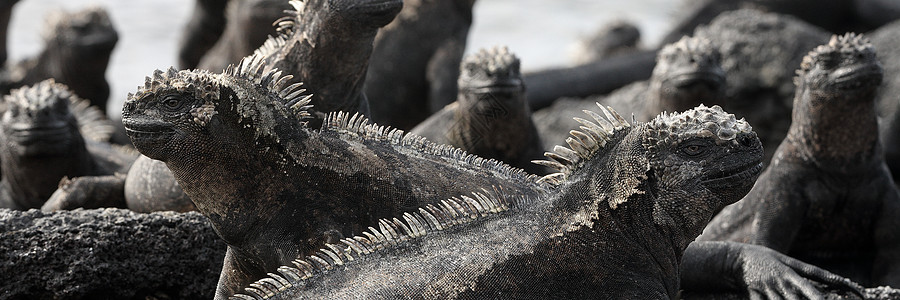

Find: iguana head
651;36;725;112
538;104;761;247
795;33;882;96
43;6;118;63
0;80;84;158
121;57;310;164
292;0;403;30
458;46;524;103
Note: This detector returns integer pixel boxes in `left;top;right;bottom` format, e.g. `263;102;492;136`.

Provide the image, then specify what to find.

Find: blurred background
6;0;679;118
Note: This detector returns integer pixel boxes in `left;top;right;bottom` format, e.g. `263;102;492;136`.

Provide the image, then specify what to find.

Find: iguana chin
411;46;547;174
2;6;118;112
121;54;543;299
700;33;900;287
0;79;132;210
226;104;764;299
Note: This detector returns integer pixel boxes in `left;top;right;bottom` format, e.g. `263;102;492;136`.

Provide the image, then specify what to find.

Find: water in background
7;0;680;118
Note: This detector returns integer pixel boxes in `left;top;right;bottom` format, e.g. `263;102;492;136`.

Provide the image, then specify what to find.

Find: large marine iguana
534;36;725;153
410;46;546;175
177;0;229;70
0;6;118;112
225;104;765;299
195;0;292;72
0;80;134;210
0;208;225;299
121;56;543;298
365;0;478;130
699;33;900;287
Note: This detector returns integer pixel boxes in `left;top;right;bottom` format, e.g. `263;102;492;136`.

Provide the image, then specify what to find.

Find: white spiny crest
229;189;526;300
533;103;630;185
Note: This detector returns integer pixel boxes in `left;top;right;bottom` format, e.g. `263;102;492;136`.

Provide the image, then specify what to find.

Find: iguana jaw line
9;121;70;143
830;63;882;90
461;78;524;94
700;161;762;186
122;117;177;146
663;70;725;88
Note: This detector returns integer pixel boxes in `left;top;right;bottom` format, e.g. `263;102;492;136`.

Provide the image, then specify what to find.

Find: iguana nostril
739;134;753;147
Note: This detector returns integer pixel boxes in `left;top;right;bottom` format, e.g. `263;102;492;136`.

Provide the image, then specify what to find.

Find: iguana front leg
41;174;127;211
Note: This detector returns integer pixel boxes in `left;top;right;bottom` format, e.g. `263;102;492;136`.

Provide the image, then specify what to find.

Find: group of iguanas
3;0;900;299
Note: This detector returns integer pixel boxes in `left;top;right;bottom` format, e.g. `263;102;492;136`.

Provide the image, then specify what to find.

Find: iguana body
196;0;291;72
0;80;133;210
534;36;725;152
365;0;477;130
0;208;225;299
1;6;117;112
410;46;547;174
229;104;764;299
177;0;228;69
699;33;900;287
121;56;542;298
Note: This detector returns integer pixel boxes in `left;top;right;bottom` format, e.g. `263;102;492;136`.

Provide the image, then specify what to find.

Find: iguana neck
0;134;93;208
271;11;378;116
786;87;881;169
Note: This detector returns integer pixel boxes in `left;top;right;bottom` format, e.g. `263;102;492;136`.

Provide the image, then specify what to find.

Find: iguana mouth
664;70;725;88
701;161;763;185
123;119;175;137
832;64;882;90
8;122;71;145
463;78;524;94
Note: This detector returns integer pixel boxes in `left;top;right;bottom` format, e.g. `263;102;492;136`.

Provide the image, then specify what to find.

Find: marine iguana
224;104;764;299
121;56;544;298
0;6;118;112
534;36;725;152
365;0;477;130
699;33;900;287
195;0;292;72
410;46;547;174
0;208;225;299
570;19;642;64
0;80;134;210
177;0;229;69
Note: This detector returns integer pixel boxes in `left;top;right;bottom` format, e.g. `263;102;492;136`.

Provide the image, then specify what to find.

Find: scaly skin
121;56;543;299
699;33;900;288
0;80;133;210
410;46;547;175
229;104;764;299
195;0;291;72
534;36;725;152
365;0;477;130
1;6;118;112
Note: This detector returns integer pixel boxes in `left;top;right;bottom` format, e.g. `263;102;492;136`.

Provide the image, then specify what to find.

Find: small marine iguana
534;35;725;152
699;33;900;287
0;208;226;299
0;80;134;210
1;6;118;112
121;56;543;299
410;46;547;174
570;19;642;64
177;0;229;69
195;0;291;72
227;104;764;299
365;0;478;130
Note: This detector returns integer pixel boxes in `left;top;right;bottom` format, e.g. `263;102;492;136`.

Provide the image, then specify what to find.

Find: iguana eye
681;143;708;156
161;94;184;111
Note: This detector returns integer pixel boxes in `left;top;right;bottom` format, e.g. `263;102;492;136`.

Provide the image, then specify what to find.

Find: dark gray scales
0;208;225;299
0;6;117;113
230;104;764;299
534;35;725;152
411;46;547;175
120;56;544;299
366;0;477;130
0;80;134;210
699;33;900;288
